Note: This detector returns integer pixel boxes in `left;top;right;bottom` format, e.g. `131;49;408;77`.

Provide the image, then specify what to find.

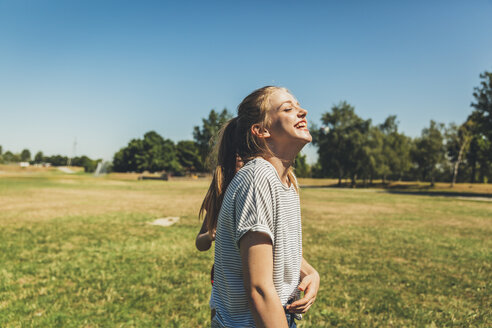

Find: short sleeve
234;172;275;249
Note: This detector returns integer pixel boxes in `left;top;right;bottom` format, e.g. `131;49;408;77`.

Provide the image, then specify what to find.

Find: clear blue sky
1;0;491;163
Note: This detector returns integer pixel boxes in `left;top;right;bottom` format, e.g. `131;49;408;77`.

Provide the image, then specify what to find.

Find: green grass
0;173;490;327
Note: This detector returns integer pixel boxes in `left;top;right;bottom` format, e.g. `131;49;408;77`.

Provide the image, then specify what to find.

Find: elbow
195;238;211;251
197;244;211;252
247;282;275;305
249;286;265;303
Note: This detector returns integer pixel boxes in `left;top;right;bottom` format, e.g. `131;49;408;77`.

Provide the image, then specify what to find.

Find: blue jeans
285;313;297;328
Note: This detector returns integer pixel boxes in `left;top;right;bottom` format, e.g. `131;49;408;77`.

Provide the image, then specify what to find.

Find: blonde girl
199;86;320;327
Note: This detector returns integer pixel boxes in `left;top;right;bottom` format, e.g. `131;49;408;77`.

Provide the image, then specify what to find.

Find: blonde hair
199;86;298;236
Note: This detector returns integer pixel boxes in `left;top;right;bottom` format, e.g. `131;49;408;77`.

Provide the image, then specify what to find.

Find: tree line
310;71;491;185
112;109;231;175
112;71;491;185
3;71;490;183
0;147;101;173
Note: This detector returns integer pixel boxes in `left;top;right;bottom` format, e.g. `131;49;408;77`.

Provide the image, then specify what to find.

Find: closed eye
283;108;293;112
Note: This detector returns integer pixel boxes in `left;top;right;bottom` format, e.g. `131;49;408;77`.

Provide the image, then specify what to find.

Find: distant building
20;162;30;167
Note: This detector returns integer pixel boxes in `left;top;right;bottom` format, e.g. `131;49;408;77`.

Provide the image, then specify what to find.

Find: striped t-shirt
211;157;302;327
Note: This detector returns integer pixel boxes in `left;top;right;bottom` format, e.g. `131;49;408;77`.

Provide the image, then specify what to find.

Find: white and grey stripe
211;157;302;327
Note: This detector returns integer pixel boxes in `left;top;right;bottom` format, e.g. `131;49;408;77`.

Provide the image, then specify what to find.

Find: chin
297;130;312;144
292;137;311;149
301;137;312;145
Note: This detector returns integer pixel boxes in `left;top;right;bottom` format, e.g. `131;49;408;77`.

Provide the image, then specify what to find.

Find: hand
286;271;320;314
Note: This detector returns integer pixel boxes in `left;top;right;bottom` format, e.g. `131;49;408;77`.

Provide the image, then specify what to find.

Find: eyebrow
277;100;300;111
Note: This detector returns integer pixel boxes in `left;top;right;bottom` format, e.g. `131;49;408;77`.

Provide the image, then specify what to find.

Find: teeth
295;122;306;128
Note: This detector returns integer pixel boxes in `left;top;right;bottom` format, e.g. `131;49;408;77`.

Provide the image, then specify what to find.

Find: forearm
240;231;288;327
248;284;288;328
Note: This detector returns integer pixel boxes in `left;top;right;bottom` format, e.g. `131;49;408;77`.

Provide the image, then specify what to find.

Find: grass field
0;168;491;327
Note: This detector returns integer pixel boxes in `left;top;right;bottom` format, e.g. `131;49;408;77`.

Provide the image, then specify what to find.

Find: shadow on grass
300;183;492;199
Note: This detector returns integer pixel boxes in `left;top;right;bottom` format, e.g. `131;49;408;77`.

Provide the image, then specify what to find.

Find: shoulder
234;158;277;185
227;158;278;199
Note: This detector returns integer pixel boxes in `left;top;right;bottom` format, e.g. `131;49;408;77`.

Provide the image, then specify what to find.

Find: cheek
270;119;291;136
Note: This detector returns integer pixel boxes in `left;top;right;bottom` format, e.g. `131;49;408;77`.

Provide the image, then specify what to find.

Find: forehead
269;89;298;109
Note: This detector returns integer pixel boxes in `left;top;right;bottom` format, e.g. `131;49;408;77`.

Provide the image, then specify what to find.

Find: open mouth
294;121;307;129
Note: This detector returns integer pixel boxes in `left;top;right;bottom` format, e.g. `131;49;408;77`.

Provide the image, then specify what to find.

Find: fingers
287;291;315;312
288;290;315;309
288;297;308;309
289;282;315;307
286;274;318;314
297;275;312;291
287;298;315;314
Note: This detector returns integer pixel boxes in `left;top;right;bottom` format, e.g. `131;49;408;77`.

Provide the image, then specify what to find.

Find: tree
411;120;446;185
466;71;492;183
34;151;44;163
466;127;491;183
378;116;412;182
362;125;385;185
112;131;182;174
20;149;31;162
446;121;474;186
113;139;143;172
193;108;232;171
44;154;68;166
136;131;181;173
471;71;492;141
294;153;311;178
0;145;2;155
176;140;201;173
3;151;20;163
72;156;100;173
314;101;371;186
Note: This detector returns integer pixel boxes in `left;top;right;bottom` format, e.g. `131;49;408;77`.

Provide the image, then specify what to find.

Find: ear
251;123;271;139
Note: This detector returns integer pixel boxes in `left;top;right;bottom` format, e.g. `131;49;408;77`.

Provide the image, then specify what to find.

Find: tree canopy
113;131;183;174
315;101;371;185
193;108;232;170
20;149;31;162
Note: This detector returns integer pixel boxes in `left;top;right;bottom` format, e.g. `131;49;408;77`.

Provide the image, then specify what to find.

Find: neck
264;142;304;186
264;156;292;186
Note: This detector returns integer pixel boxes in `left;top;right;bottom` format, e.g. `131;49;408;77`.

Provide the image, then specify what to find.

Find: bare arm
286;257;320;314
195;218;214;251
240;231;288;328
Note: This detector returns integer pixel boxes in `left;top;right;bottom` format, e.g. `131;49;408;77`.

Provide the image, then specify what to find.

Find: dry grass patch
0;177;208;225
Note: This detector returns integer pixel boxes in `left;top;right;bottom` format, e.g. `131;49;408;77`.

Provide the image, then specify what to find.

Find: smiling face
265;89;312;150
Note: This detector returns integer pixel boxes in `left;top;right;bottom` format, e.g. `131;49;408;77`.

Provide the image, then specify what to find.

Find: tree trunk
451;143;466;187
351;174;357;188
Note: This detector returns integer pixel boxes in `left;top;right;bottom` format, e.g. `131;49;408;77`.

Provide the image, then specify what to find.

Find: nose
298;107;307;118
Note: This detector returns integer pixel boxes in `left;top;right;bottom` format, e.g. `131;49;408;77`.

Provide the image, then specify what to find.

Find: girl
199;86;320;327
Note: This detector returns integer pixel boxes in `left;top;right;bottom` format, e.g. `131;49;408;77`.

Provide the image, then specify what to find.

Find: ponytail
199;117;239;236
